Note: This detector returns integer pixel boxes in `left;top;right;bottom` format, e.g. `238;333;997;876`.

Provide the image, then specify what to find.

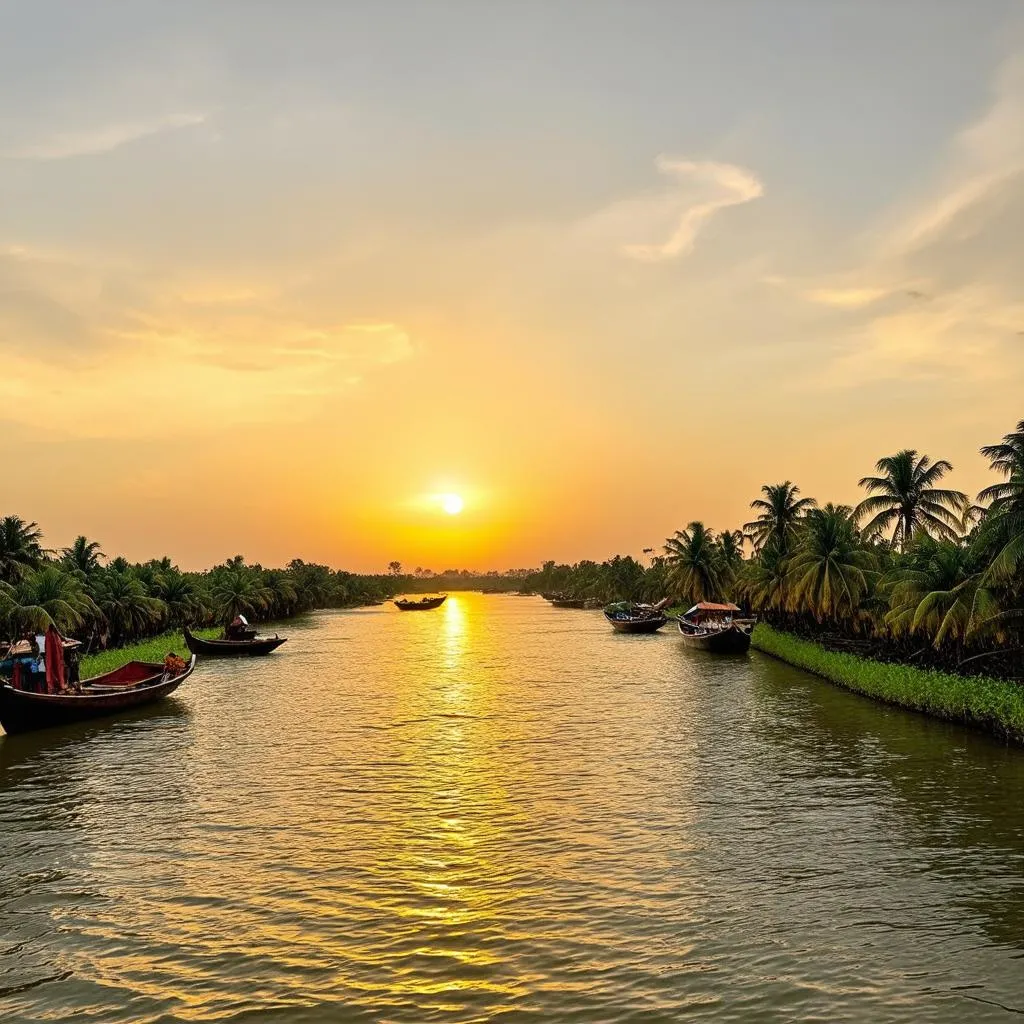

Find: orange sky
2;5;1023;571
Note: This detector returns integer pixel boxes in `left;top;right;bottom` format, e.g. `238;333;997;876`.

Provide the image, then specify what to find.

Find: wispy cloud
582;156;764;262
7;112;207;160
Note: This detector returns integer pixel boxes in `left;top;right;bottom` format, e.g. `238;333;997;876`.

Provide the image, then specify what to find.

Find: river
2;593;1023;1022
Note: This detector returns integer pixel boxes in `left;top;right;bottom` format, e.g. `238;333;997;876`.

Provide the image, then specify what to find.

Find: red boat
0;656;196;736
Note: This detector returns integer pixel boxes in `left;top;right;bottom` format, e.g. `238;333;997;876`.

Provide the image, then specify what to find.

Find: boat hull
0;657;195;736
184;627;287;657
677;622;752;653
549;599;587;609
394;596;447;611
605;614;668;634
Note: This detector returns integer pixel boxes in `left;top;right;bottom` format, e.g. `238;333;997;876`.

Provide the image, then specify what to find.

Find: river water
2;593;1023;1022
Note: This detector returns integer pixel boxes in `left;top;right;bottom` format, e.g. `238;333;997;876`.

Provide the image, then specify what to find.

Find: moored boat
394;595;447;611
604;599;670;634
676;602;755;653
548;597;587;609
0;655;196;735
184;624;287;657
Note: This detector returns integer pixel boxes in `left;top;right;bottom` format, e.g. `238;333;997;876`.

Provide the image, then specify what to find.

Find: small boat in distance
677;602;755;654
548;597;587;609
0;653;196;735
604;598;670;634
184;618;287;657
394;595;448;611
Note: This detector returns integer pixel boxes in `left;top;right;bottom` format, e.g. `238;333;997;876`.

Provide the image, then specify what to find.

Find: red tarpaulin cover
44;625;66;694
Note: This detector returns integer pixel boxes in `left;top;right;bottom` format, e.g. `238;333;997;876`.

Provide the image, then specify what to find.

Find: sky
1;0;1023;572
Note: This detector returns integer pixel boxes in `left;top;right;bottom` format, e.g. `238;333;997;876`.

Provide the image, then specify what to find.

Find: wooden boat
604;599;670;634
548;597;587;609
394;595;447;611
0;656;196;736
184;625;287;657
676;601;755;653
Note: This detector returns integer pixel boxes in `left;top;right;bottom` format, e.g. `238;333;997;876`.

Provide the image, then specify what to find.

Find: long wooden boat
184;626;287;657
0;656;196;736
549;597;587;609
394;595;447;611
677;618;754;653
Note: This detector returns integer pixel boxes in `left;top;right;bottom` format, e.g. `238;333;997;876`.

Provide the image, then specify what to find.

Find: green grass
751;623;1024;744
81;628;219;678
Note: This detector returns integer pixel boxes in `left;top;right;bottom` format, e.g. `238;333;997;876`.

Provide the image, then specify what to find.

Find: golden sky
2;4;1023;571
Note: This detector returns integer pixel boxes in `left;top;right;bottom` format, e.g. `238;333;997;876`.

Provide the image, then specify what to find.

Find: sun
439;493;464;515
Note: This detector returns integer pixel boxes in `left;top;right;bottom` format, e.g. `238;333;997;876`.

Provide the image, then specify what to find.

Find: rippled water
3;593;1024;1022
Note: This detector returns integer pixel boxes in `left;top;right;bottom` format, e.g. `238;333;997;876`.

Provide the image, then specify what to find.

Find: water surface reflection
2;594;1023;1021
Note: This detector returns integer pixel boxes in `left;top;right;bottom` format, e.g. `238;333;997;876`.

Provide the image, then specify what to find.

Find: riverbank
751;623;1024;744
81;628;220;677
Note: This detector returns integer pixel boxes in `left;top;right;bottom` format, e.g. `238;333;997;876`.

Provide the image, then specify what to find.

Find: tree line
522;418;1024;678
0;530;400;651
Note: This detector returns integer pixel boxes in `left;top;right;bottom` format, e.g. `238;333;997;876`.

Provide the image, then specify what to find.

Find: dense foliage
0;531;399;652
521;419;1024;678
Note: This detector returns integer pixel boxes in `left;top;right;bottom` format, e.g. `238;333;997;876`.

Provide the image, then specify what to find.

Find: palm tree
883;536;993;649
0;567;100;634
855;450;967;550
663;522;726;603
975;419;1024;586
92;570;166;644
153;571;208;626
737;544;789;615
263;570;299;618
787;505;876;623
210;568;271;624
717;530;745;586
743;483;816;555
61;535;105;576
0;516;46;584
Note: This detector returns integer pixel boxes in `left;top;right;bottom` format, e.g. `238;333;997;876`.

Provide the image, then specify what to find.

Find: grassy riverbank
751;623;1024;744
81;628;219;677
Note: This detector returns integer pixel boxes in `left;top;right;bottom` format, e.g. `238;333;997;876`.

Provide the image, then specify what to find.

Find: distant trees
0;529;402;651
521;417;1024;678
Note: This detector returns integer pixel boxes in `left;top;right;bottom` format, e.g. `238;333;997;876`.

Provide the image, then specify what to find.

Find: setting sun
440;493;465;515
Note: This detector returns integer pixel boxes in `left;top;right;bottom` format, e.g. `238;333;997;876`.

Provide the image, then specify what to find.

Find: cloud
6;112;207;160
774;53;1024;388
580;156;764;262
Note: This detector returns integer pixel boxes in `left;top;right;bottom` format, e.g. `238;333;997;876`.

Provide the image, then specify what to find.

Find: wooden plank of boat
183;626;287;657
0;656;196;736
676;618;753;654
604;612;668;634
394;595;447;611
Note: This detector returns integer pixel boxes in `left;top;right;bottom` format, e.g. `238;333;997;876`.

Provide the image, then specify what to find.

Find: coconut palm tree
92;570;166;644
975;419;1024;586
154;571;209;626
883;536;992;649
743;483;816;555
0;567;100;634
717;530;745;585
737;544;789;615
0;516;46;584
263;569;299;618
210;568;271;624
61;535;105;577
787;504;877;623
855;450;967;550
663;522;726;603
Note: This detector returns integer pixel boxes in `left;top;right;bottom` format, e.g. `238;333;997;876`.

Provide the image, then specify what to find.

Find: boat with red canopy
677;602;756;653
0;626;196;735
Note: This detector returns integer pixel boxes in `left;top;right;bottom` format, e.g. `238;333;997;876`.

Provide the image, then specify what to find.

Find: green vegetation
0;521;401;654
751;623;1024;744
523;418;1024;681
81;628;220;677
